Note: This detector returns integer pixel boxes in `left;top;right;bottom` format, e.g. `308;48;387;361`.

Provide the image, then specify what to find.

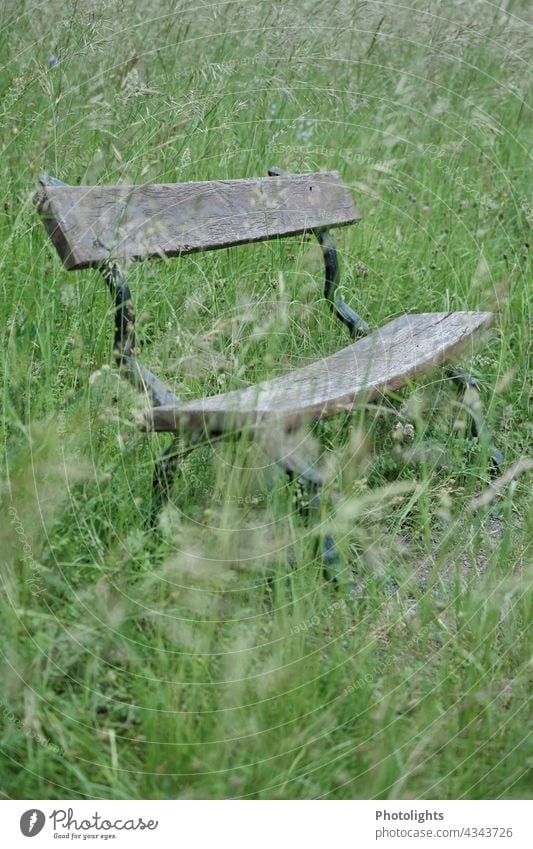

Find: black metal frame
446;367;503;468
40;170;501;584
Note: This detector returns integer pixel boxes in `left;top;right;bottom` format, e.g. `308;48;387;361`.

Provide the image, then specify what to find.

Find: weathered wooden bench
34;168;499;578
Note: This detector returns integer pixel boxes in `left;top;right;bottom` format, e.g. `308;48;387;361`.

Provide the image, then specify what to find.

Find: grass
0;0;531;799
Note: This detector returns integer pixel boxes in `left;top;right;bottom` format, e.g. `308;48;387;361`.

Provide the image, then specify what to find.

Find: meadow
1;0;531;799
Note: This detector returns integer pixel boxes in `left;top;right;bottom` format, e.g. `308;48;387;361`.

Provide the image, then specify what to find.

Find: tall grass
0;0;531;799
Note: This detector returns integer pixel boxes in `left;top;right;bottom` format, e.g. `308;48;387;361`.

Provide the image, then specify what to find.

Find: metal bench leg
446;367;503;469
101;261;181;408
314;228;370;338
100;257;197;524
257;433;349;585
267;167;369;339
288;462;350;586
149;432;213;525
151;437;183;524
151;426;349;583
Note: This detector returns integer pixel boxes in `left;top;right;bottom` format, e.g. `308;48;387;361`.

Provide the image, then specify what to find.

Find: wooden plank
142;311;493;433
34;172;360;270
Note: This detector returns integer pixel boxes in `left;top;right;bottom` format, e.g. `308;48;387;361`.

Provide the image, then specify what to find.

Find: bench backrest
34;172;360;270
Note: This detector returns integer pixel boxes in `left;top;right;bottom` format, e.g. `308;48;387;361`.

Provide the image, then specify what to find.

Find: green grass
1;0;531;799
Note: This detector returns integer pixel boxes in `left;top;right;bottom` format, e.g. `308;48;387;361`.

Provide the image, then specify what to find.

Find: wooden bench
34;169;498;578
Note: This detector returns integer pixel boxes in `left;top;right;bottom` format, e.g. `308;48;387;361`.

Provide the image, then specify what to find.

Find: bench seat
142;311;492;433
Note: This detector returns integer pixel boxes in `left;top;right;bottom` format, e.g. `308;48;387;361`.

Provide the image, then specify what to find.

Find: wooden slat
142;311;493;433
34;172;360;270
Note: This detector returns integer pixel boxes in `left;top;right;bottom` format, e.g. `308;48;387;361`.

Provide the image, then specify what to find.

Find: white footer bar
2;799;530;848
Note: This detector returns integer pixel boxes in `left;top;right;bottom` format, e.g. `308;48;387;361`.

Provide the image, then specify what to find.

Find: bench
34;169;498;578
